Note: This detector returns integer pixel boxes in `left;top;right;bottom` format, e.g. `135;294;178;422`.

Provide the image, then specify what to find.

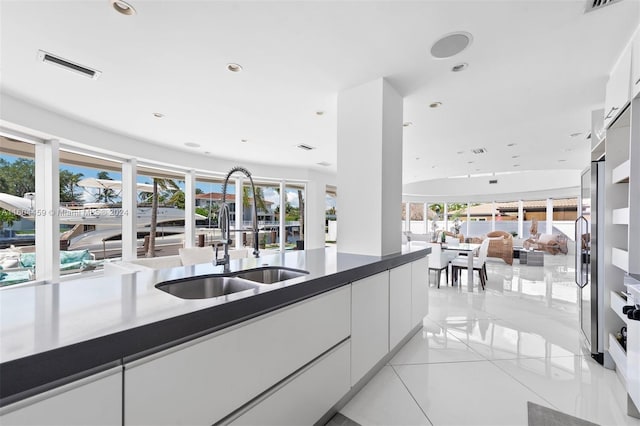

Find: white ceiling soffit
0;1;639;195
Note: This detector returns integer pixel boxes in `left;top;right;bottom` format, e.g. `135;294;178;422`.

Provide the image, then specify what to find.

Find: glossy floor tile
338;254;640;426
340;366;431;426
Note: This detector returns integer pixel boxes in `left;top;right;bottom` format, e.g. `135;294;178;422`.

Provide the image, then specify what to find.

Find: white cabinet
632;27;640;99
605;42;632;128
125;286;351;426
411;256;429;327
628;312;640;412
230;340;351;426
389;263;412;350
350;271;389;386
0;367;122;426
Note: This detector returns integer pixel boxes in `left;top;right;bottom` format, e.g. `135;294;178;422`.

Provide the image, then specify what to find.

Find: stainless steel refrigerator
577;161;605;364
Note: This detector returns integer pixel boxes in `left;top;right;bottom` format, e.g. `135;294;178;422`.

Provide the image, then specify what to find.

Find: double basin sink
156;266;309;300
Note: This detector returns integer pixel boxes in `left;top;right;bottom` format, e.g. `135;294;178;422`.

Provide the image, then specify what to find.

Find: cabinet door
632;28;640;99
411;256;429;327
605;43;632;128
351;271;389;386
125;286;351;426
230;341;350;426
628;318;640;413
389;263;412;350
0;367;122;426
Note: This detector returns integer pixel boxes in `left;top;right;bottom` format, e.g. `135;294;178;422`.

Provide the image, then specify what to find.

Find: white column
517;200;524;239
279;180;286;252
184;170;196;248
466;201;471;237
405;201;410;232
443;203;449;233
337;78;403;256
423;203;428;234
121;159;137;260
491;201;496;231
305;175;327;250
546;198;553;234
235;177;243;249
35;139;60;282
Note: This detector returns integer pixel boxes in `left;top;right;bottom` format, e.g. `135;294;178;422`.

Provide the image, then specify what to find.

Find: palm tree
146;178;180;258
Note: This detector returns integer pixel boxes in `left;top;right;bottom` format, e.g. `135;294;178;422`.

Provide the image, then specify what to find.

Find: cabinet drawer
230;340;350;426
0;367;122;426
125;286;351;426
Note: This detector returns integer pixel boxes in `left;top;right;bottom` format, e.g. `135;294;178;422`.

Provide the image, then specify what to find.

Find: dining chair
426;242;452;288
450;238;489;290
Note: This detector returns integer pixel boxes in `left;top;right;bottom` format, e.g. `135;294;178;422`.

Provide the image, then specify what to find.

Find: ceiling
0;0;638;188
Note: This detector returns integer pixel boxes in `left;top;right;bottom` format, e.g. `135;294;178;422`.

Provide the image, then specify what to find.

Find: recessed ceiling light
184;142;200;148
451;62;469;72
241;139;248;143
512;155;519;158
513;164;520;167
204;151;211;155
558;159;567;162
297;144;315;151
415;157;420;160
226;63;243;72
430;31;473;59
316;111;325;116
570;132;582;137
317;161;331;167
507;143;517;147
467;161;474;164
429;102;442;108
403;122;413;127
456;151;464;154
111;0;136;16
152;112;164;118
432;165;437;169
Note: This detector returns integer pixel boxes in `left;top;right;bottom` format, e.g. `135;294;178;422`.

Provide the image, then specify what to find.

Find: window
0;137;36;286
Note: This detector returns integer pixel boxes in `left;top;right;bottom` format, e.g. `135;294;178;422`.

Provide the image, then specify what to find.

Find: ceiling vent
316;161;331;167
585;0;623;13
297;144;315;151
489;179;498;184
471;147;487;154
37;50;101;80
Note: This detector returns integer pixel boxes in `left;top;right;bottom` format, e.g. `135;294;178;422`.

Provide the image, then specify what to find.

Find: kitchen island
0;244;430;425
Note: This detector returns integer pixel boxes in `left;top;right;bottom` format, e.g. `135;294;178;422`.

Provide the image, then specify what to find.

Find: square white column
337;78;403;256
121;159;137;260
35;139;60;282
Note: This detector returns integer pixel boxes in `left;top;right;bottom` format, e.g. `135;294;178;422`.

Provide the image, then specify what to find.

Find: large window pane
285;183;305;250
137;166;185;258
59;150;122;274
326;186;336;243
0;137;36;286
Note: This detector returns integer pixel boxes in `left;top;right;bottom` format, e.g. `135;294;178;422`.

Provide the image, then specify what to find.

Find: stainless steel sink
156;276;260;299
236;267;308;284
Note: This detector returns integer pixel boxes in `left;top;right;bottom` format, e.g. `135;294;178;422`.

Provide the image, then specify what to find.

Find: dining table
443;242;481;291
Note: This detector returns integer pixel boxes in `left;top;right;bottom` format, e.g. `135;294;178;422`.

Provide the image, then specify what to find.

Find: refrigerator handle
575;216;589;288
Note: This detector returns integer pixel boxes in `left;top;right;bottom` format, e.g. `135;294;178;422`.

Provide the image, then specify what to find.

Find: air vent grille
489;179;498;184
585;0;623;13
37;50;101;80
297;144;315;151
472;147;487;154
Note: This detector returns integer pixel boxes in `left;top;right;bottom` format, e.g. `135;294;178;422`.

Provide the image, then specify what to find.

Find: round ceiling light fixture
152;112;164;119
316;111;325;116
403;121;413;127
507;143;517;147
570;132;582;137
430;102;442;108
512;155;519;159
226;63;243;73
110;0;136;16
430;31;473;59
451;62;469;72
240;139;248;143
184;142;200;148
513;164;520;167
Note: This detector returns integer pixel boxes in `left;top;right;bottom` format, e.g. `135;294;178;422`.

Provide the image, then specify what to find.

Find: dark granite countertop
0;244;429;404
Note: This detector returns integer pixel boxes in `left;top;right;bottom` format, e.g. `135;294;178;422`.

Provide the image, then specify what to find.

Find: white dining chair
450;238;489;290
426;242;453;288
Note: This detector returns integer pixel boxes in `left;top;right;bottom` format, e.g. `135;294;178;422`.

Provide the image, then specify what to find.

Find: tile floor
338;254;640;426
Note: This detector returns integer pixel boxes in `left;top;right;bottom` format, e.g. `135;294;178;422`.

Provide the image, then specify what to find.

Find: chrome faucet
217;166;260;269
